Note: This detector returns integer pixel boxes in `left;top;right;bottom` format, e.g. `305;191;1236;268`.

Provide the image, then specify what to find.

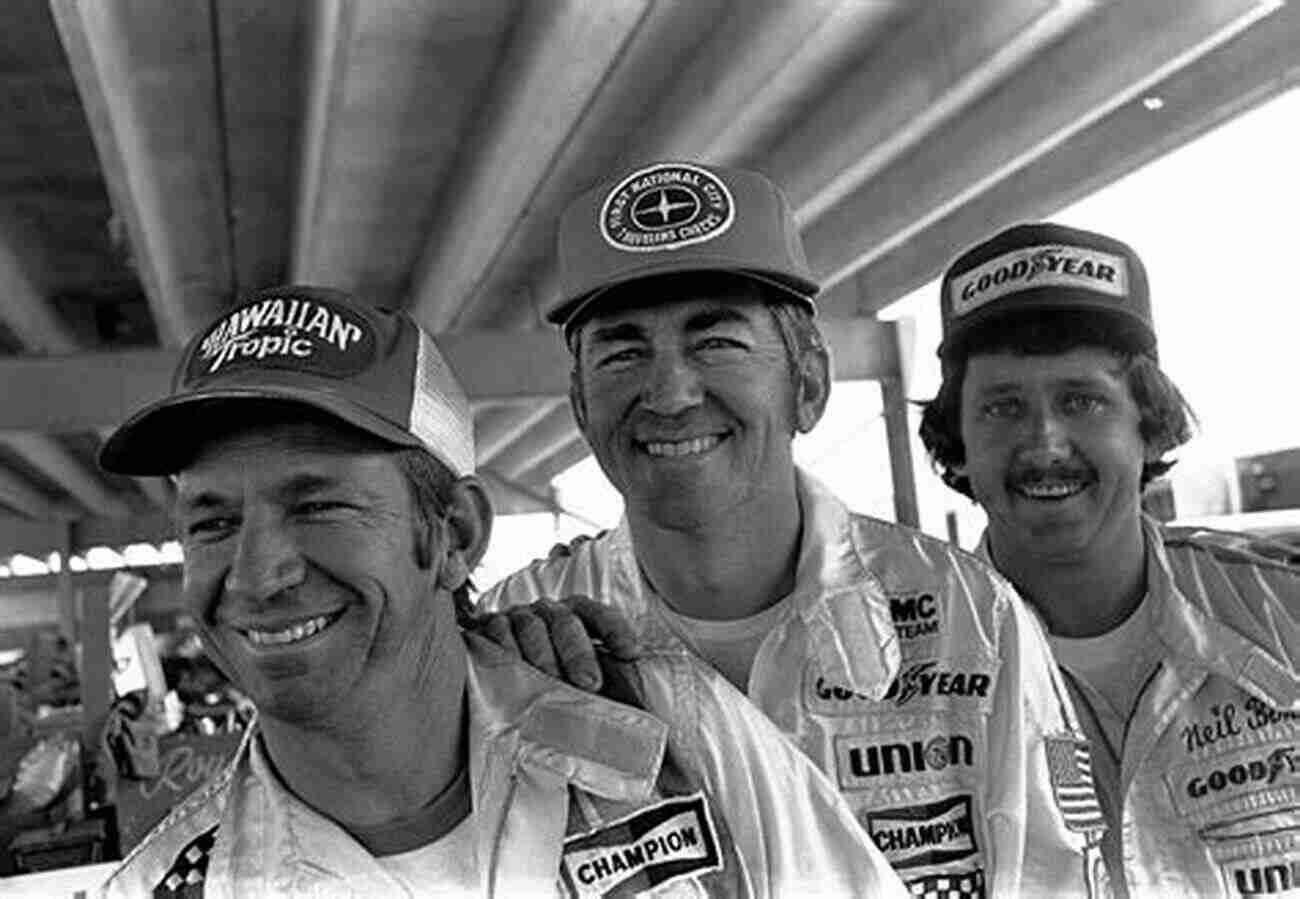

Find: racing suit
481;470;1102;897
101;638;905;898
987;515;1300;897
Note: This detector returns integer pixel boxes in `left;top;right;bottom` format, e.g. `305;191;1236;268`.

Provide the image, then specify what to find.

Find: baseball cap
937;222;1155;360
99;285;475;477
551;161;819;337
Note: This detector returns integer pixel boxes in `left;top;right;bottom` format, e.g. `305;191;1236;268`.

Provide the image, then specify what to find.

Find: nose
223;511;306;604
641;351;703;416
1019;405;1072;463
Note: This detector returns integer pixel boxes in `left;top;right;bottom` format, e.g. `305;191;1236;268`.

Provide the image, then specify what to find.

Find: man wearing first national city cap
95;285;906;897
919;221;1300;897
477;159;1105;897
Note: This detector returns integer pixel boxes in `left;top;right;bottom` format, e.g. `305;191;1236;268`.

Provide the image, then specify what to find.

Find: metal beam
408;0;654;330
798;0;1275;292
492;406;582;482
49;0;233;345
0;433;128;518
0;318;900;433
0;227;80;353
516;435;592;490
0;467;57;520
476;399;566;466
844;1;1300;316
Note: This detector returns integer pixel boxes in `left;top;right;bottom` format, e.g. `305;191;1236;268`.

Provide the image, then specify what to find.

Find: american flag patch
1045;737;1105;834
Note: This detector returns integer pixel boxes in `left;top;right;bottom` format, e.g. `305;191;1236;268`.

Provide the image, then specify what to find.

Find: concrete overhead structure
0;0;1291;557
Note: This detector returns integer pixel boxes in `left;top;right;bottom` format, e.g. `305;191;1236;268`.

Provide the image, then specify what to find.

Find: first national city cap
550;161;819;337
937;222;1155;360
99;285;475;477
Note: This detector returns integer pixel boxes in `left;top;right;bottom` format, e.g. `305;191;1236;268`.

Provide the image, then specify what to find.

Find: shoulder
1162;523;1300;575
478;529;621;611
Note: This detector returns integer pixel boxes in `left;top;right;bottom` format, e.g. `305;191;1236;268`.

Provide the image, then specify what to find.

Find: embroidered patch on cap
559;793;722;898
866;794;979;870
187;294;376;382
600;162;735;253
950;244;1130;318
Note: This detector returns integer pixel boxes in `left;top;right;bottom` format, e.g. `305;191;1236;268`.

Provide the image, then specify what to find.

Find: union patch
559;793;722;897
599;162;734;253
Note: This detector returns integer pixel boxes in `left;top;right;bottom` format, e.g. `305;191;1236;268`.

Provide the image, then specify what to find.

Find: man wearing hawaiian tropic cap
480;162;1105;896
920;223;1300;896
97;285;907;896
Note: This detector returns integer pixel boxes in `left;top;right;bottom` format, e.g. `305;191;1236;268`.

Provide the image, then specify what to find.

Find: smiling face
572;282;811;531
957;346;1154;563
175;419;457;725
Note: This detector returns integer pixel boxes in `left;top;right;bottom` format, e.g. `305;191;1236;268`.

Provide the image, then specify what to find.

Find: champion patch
559;793;722;898
1045;737;1105;834
950;244;1129;317
187;294;376;381
866;794;979;870
599;162;734;253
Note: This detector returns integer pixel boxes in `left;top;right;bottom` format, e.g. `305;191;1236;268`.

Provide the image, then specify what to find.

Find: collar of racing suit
606;467;902;702
976;514;1299;712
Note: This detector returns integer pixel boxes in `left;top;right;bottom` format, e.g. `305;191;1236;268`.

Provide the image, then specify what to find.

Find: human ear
436;476;494;591
794;349;831;434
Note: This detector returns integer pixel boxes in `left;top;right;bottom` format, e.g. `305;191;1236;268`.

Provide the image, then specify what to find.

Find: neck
989;514;1148;639
257;644;468;833
628;474;803;621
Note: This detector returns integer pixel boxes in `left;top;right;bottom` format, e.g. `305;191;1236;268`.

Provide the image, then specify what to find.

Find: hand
471;597;639;692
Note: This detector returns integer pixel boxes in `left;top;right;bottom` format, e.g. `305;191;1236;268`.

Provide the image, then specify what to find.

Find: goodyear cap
551;161;819;337
938;222;1154;360
100;286;475;477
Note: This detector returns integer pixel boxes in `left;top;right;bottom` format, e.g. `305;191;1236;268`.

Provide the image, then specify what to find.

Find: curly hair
919;311;1196;499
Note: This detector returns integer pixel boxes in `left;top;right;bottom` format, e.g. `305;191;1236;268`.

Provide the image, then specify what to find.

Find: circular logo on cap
600;162;734;253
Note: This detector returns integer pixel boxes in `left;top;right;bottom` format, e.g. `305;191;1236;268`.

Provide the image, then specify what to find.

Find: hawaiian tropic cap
99;286;475;478
551;161;819;337
938;222;1155;360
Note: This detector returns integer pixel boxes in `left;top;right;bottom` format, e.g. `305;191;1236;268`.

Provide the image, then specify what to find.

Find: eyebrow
587;321;646;345
176;472;354;513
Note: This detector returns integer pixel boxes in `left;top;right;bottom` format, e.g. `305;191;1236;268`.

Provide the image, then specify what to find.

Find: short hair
389;447;476;625
919;310;1196;499
567;272;827;429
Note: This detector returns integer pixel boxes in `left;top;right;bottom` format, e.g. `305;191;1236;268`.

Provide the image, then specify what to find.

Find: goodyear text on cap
950;244;1130;318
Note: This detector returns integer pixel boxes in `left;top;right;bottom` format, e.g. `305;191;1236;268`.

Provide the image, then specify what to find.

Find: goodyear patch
804;658;992;717
599;162;734;253
866;794;979;870
559;793;722;898
950;244;1129;318
188;294;375;381
1167;742;1300;822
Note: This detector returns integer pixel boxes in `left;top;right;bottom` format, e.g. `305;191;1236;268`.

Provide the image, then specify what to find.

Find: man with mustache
918;222;1300;896
480;161;1103;896
94;285;904;897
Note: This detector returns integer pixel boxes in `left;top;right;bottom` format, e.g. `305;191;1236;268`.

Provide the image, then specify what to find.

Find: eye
980;397;1023;419
184;516;236;543
593;347;644;370
694;336;747;353
293;500;352;517
1061;392;1107;415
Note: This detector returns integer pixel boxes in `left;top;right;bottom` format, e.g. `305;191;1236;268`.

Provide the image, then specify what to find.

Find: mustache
1006;461;1095;485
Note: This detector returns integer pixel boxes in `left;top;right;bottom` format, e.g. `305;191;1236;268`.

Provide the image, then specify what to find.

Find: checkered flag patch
1045;737;1105;834
907;868;985;898
154;826;218;898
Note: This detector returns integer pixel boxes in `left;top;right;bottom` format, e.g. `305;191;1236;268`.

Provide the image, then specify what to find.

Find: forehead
580;284;773;338
177;418;398;491
963;345;1128;391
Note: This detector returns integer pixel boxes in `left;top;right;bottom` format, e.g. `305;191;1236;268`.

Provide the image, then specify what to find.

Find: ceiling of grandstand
0;0;1296;555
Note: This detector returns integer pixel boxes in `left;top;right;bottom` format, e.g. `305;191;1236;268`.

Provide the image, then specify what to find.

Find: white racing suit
985;516;1300;897
482;470;1102;897
101;638;905;898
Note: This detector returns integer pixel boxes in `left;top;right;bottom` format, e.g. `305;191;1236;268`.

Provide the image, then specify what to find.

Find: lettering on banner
889;591;941;641
835;733;975;790
559;793;722;898
1182;699;1300;755
865;794;979;870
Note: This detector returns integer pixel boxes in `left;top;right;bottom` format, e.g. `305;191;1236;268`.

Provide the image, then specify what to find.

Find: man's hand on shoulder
469;597;639;691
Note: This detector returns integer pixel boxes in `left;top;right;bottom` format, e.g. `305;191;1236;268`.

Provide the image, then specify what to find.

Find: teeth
246;614;333;647
1018;481;1085;499
644;436;721;458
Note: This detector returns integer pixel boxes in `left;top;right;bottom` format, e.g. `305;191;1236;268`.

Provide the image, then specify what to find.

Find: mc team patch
600;163;734;253
559;793;722;897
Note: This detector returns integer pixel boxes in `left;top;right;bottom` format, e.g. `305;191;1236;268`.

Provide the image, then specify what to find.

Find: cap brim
99;385;423;476
551;260;819;334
